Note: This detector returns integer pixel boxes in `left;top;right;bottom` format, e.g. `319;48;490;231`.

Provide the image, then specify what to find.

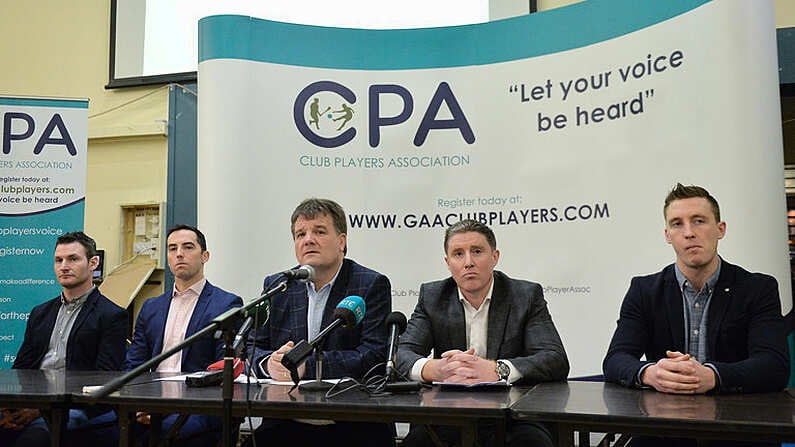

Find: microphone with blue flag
281;295;365;384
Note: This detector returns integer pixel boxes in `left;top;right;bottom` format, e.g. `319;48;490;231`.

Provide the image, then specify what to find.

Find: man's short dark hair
56;231;97;258
167;224;207;251
444;219;497;253
291;198;348;254
664;183;721;222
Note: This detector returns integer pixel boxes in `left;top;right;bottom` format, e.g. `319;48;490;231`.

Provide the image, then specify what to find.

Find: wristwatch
495;360;510;381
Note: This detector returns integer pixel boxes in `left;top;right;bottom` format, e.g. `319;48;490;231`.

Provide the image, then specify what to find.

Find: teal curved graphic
0;97;88;108
198;0;711;70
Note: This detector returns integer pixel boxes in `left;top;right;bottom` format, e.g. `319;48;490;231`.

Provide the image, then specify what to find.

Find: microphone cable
320;358;390;399
365;361;430;397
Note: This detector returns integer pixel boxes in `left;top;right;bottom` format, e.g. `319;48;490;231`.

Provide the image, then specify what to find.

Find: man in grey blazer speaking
396;219;569;447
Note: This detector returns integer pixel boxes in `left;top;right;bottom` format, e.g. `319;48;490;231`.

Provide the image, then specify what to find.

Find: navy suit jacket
14;287;127;371
249;258;392;380
396;271;570;385
603;259;790;393
124;281;243;372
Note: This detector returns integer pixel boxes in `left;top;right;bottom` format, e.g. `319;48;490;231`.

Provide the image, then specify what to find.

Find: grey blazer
396;270;569;384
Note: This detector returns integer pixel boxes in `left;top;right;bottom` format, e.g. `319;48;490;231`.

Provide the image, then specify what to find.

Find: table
10;371;795;447
0;369;68;447
511;381;795;446
69;372;528;447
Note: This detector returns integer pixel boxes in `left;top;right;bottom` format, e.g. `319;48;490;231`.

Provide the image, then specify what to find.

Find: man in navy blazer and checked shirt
246;198;394;447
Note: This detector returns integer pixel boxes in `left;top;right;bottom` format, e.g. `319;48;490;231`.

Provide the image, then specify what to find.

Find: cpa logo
294;80;475;149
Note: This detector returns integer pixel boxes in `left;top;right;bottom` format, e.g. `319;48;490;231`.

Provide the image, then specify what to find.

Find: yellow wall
538;0;583;11
776;0;795;28
87;136;167;267
0;0;168;282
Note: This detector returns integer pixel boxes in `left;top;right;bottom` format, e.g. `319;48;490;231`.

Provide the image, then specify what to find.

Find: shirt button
693;329;699;335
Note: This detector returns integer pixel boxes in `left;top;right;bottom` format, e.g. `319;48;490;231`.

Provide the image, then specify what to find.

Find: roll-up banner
0;96;88;368
197;0;789;375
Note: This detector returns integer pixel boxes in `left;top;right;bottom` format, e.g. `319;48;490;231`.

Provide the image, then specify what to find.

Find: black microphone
384;311;407;381
281;295;365;381
228;267;308;355
232;301;270;355
280;265;315;282
381;311;421;392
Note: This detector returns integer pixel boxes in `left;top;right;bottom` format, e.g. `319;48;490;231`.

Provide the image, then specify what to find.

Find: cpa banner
0;96;88;368
197;0;789;375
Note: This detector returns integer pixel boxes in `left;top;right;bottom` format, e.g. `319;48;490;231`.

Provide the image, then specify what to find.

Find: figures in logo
332;103;354;130
308;97;331;130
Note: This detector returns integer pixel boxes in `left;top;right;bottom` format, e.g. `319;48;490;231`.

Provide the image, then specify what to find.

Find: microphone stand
87;279;289;447
298;338;334;392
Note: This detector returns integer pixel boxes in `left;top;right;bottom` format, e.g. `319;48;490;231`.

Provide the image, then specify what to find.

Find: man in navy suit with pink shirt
125;224;242;447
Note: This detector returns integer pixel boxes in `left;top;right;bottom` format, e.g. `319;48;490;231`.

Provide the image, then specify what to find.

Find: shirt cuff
703;362;721;391
411;358;430;382
636;362;654;387
257;355;271;378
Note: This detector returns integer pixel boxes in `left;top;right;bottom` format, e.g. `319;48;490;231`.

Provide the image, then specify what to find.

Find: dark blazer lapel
325;259;352;327
289;280;310;341
486;274;509;359
706;262;734;356
445;282;468;350
181;284;212;365
32;298;61;368
663;268;686;351
69;288;98;339
186;283;212;336
42;299;60;334
67;290;99;369
151;293;171;356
